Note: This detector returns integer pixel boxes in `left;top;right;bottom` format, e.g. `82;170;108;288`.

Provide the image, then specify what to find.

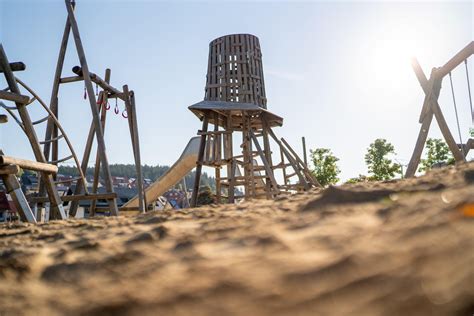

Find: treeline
310;138;458;187
58;164;216;190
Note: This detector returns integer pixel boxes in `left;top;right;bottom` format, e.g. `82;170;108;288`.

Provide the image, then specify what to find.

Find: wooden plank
28;192;117;204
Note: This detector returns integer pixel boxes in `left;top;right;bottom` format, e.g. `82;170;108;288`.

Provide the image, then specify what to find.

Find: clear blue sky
0;0;473;181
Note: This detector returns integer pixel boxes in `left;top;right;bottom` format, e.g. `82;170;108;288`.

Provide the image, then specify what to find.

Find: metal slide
124;137;201;209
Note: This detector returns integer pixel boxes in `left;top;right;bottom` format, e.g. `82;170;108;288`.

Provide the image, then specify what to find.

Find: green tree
419;138;455;172
364;139;401;181
309;148;340;187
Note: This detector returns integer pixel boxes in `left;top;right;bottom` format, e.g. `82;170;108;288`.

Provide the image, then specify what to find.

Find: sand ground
0;163;473;316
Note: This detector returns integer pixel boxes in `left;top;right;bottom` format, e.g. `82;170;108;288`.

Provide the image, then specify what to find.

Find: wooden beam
0;164;20;175
0;156;58;173
90;69;111;217
72;66;125;99
302;136;308;167
0;90;30;104
28;192;117;204
124;86;146;213
0;62;25;73
436;41;474;79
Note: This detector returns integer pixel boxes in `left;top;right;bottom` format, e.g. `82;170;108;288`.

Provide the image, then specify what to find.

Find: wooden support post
90;69;111;216
261;118;274;198
65;0;118;216
225;115;234;203
0;45;66;220
43;1;72;178
190;115;209;207
302;136;308;167
241;112;251;199
123;86;145;213
213;112;221;203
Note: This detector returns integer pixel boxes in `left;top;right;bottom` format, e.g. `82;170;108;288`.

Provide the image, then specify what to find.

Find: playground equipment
188;34;320;206
125;34;320;209
0;0;145;220
406;41;474;177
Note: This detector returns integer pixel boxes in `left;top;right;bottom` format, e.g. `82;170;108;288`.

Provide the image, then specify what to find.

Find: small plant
365;139;401;181
196;185;215;206
309;148;340;187
419;138;455;172
345;174;368;184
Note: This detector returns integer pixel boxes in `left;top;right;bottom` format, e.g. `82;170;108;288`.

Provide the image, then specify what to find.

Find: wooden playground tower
0;0;146;222
189;34;320;206
406;41;474;177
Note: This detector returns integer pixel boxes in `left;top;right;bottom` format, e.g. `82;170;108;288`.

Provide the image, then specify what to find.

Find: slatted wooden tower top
204;34;267;108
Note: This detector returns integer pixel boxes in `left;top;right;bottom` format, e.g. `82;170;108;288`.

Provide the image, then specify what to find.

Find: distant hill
58;164;216;190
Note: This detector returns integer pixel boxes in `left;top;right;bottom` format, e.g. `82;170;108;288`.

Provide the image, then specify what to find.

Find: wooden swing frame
405;41;474;178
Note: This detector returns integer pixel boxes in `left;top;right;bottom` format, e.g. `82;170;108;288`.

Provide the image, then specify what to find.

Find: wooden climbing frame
0;0;146;221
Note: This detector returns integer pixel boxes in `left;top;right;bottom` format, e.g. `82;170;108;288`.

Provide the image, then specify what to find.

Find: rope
448;72;465;156
465;59;474;123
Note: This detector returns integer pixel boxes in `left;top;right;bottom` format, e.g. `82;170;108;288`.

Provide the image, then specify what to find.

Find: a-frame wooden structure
36;0;146;216
405;41;474;178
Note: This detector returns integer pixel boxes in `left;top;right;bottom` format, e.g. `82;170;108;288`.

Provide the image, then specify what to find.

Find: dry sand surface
1;163;474;316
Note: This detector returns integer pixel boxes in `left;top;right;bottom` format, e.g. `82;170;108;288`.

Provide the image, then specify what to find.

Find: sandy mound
0;163;473;316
